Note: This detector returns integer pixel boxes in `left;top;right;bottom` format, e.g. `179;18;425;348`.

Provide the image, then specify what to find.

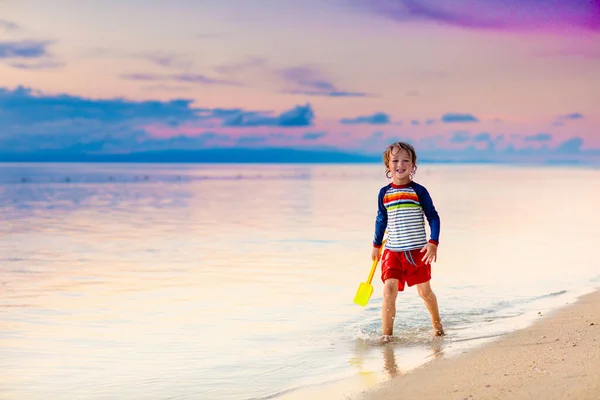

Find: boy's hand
420;243;437;264
371;246;381;261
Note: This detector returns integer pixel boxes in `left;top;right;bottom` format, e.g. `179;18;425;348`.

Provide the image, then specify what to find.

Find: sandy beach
359;289;600;400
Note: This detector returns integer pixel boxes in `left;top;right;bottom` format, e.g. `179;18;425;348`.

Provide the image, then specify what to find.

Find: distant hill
0;147;596;165
0;148;381;163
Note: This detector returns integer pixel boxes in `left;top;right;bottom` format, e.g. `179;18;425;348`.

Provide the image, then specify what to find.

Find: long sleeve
414;183;440;245
373;186;388;247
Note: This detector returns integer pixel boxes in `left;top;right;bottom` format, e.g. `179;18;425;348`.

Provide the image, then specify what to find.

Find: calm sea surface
1;162;599;399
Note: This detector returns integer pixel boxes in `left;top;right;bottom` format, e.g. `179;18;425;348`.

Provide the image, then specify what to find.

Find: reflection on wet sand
382;344;400;378
348;340;378;387
381;336;445;378
349;334;446;383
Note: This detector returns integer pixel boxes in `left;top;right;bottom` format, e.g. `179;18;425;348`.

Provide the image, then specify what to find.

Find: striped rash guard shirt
373;181;440;252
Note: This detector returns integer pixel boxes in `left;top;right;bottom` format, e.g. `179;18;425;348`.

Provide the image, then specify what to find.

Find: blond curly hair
383;141;418;179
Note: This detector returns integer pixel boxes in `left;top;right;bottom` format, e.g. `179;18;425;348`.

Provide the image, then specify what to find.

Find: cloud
0;86;317;152
441;113;479;123
0;20;20;32
449;131;471;143
120;72;241;86
135;51;194;70
86;48;190;69
213;57;267;76
0;40;52;58
550;113;584;127
473;132;491;142
556;137;584;153
524;133;553;142
222;104;314;127
0;86;194;151
340;112;390;125
284;89;371;98
448;131;495;146
0;39;64;70
87;47;195;70
302;132;326;140
0;86;199;125
1;86;596;163
121;73;165;81
8;60;65;70
141;85;193;92
172;73;241;86
279;66;372;97
358;0;600;32
0;86;312;128
214;59;373;97
558;113;584;120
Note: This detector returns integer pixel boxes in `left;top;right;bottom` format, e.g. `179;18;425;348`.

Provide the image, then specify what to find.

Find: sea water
1;162;599;399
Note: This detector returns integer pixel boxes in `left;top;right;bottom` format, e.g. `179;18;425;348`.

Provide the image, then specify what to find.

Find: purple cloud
359;0;600;32
279;66;372;97
136;51;194;70
213;57;267;76
86;48;195;70
559;113;584;120
214;59;372;97
340;112;390;125
120;72;241;86
0;40;52;58
121;73;166;81
172;73;241;86
0;20;20;31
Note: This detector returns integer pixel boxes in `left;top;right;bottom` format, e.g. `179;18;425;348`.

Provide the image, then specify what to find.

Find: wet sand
358;289;600;400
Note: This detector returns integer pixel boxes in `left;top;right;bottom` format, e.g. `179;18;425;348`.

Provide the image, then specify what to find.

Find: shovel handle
366;239;386;285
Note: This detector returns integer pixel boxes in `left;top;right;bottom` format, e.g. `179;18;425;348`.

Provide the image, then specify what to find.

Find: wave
531;290;567;300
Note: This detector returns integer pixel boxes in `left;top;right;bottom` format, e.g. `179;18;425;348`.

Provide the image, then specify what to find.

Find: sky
1;0;599;162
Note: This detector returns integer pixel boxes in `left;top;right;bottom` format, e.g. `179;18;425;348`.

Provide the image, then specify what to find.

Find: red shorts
381;248;431;291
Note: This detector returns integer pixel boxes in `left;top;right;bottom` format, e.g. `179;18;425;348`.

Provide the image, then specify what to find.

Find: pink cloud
360;0;600;33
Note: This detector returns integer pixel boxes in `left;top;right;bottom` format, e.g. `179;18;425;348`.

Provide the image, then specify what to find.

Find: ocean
1;162;599;399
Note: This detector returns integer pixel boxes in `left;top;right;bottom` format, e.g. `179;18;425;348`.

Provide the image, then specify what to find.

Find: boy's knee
383;281;398;300
418;286;433;300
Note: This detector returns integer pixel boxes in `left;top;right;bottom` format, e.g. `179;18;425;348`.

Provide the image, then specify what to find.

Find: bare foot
433;322;445;336
379;335;394;344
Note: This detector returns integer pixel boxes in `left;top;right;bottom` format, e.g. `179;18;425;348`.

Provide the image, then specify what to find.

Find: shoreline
356;287;600;400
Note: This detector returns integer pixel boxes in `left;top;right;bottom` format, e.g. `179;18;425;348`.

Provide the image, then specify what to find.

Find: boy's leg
416;281;444;336
382;278;399;336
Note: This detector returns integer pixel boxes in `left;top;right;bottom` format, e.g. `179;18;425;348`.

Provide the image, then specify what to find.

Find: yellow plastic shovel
353;239;386;307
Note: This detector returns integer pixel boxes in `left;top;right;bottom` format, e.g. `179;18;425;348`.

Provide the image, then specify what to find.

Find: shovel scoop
353;240;386;307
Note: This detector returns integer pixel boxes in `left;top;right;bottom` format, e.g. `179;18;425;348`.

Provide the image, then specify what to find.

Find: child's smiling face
388;147;414;184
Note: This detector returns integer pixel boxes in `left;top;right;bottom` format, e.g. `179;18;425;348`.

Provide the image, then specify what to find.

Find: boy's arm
416;184;440;245
373;187;388;248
